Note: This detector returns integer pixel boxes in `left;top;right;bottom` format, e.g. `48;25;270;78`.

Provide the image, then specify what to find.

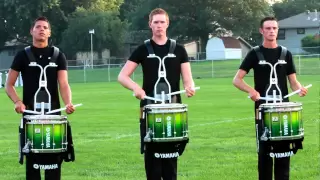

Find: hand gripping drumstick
247;96;282;101
283;84;312;99
45;103;83;114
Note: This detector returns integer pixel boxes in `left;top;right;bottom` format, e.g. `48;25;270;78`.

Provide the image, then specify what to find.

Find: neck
152;36;168;45
262;40;277;48
33;41;48;48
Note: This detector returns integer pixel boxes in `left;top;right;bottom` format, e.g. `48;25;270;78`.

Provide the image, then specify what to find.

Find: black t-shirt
129;39;189;107
10;46;67;110
239;45;296;107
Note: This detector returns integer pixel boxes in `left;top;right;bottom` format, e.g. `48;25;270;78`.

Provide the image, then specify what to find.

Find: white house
206;36;252;60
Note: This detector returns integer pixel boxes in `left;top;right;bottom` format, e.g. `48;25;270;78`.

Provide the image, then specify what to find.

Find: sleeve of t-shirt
57;52;67;71
128;45;145;64
239;49;256;73
179;46;189;64
10;51;25;72
285;51;296;75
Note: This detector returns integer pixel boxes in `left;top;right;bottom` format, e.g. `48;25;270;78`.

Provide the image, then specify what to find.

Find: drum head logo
33;164;39;169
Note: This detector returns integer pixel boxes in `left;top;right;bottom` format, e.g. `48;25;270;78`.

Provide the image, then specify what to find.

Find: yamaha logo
269;151;294;158
154;152;179;159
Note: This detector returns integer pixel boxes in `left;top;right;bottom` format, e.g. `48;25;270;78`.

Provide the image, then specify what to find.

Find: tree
59;9;128;59
129;0;273;53
272;0;320;20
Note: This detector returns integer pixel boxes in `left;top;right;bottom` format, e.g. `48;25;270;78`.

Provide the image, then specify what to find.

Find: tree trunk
199;34;209;60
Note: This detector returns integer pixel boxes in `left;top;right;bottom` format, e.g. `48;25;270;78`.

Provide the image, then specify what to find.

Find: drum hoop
263;107;302;112
147;109;187;113
24;115;67;120
259;103;302;110
144;103;187;109
26;120;68;124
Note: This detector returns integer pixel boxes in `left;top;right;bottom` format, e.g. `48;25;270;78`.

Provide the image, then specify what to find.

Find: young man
232;17;308;180
118;8;195;180
5;16;76;180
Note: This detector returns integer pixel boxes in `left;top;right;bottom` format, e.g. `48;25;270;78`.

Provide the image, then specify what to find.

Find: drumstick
23;110;42;115
283;84;312;99
132;93;163;102
167;86;200;96
247;96;282;101
45;103;83;114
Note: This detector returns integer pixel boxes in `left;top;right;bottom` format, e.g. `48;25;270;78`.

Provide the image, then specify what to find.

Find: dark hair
260;16;278;28
31;16;51;29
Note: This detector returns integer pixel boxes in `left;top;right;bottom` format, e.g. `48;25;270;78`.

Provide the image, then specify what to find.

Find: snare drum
23;115;68;153
259;102;303;141
143;103;188;142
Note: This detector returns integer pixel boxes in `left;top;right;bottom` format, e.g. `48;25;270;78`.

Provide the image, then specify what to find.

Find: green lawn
0;74;319;180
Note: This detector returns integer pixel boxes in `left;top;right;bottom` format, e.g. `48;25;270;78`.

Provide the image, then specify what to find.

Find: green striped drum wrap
144;103;188;142
24;115;68;153
259;102;304;141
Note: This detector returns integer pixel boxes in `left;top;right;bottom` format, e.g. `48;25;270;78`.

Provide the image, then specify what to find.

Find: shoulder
171;40;186;54
14;48;28;61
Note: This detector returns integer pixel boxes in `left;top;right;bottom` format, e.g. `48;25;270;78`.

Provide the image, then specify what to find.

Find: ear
259;28;263;35
148;21;152;29
30;28;33;36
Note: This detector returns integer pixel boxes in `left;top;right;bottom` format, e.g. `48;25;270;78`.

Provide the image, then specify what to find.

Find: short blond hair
149;8;169;23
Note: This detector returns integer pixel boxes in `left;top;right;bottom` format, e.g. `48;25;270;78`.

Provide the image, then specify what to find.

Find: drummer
118;8;196;180
232;16;308;180
5;16;76;180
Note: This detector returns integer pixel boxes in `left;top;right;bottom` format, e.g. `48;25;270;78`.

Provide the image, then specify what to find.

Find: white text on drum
154;152;179;158
283;115;289;136
46;127;51;148
167;116;172;137
269;151;294;158
33;164;58;170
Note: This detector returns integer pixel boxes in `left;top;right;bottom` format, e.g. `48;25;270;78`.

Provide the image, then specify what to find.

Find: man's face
149;14;169;37
260;20;278;42
30;20;51;42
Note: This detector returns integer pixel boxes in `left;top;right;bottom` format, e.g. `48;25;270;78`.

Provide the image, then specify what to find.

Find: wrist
14;100;21;104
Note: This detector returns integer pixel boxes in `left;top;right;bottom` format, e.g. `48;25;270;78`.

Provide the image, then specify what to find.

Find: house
205;36;252;60
183;41;199;60
277;11;319;54
0;39;26;71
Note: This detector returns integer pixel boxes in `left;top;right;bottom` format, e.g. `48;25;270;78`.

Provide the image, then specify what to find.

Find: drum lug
144;129;152;142
260;127;269;141
22;140;31;153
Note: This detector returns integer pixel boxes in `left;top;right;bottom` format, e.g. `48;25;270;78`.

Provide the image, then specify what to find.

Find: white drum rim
24;115;67;120
259;102;302;107
144;103;187;108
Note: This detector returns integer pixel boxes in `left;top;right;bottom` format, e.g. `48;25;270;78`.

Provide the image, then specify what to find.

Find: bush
301;34;320;54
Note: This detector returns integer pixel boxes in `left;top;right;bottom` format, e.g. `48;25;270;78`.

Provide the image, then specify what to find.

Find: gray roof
278;12;319;28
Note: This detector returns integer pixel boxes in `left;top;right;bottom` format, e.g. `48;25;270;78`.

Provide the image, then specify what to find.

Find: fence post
108;58;111;82
0;72;2;88
298;55;301;75
83;61;87;83
211;59;214;78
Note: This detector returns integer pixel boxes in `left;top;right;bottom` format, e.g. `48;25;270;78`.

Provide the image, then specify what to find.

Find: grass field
0;58;319;180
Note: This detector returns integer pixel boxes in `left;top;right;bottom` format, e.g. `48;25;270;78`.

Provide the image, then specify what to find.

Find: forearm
5;85;21;103
233;78;255;93
59;84;72;105
118;75;141;91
